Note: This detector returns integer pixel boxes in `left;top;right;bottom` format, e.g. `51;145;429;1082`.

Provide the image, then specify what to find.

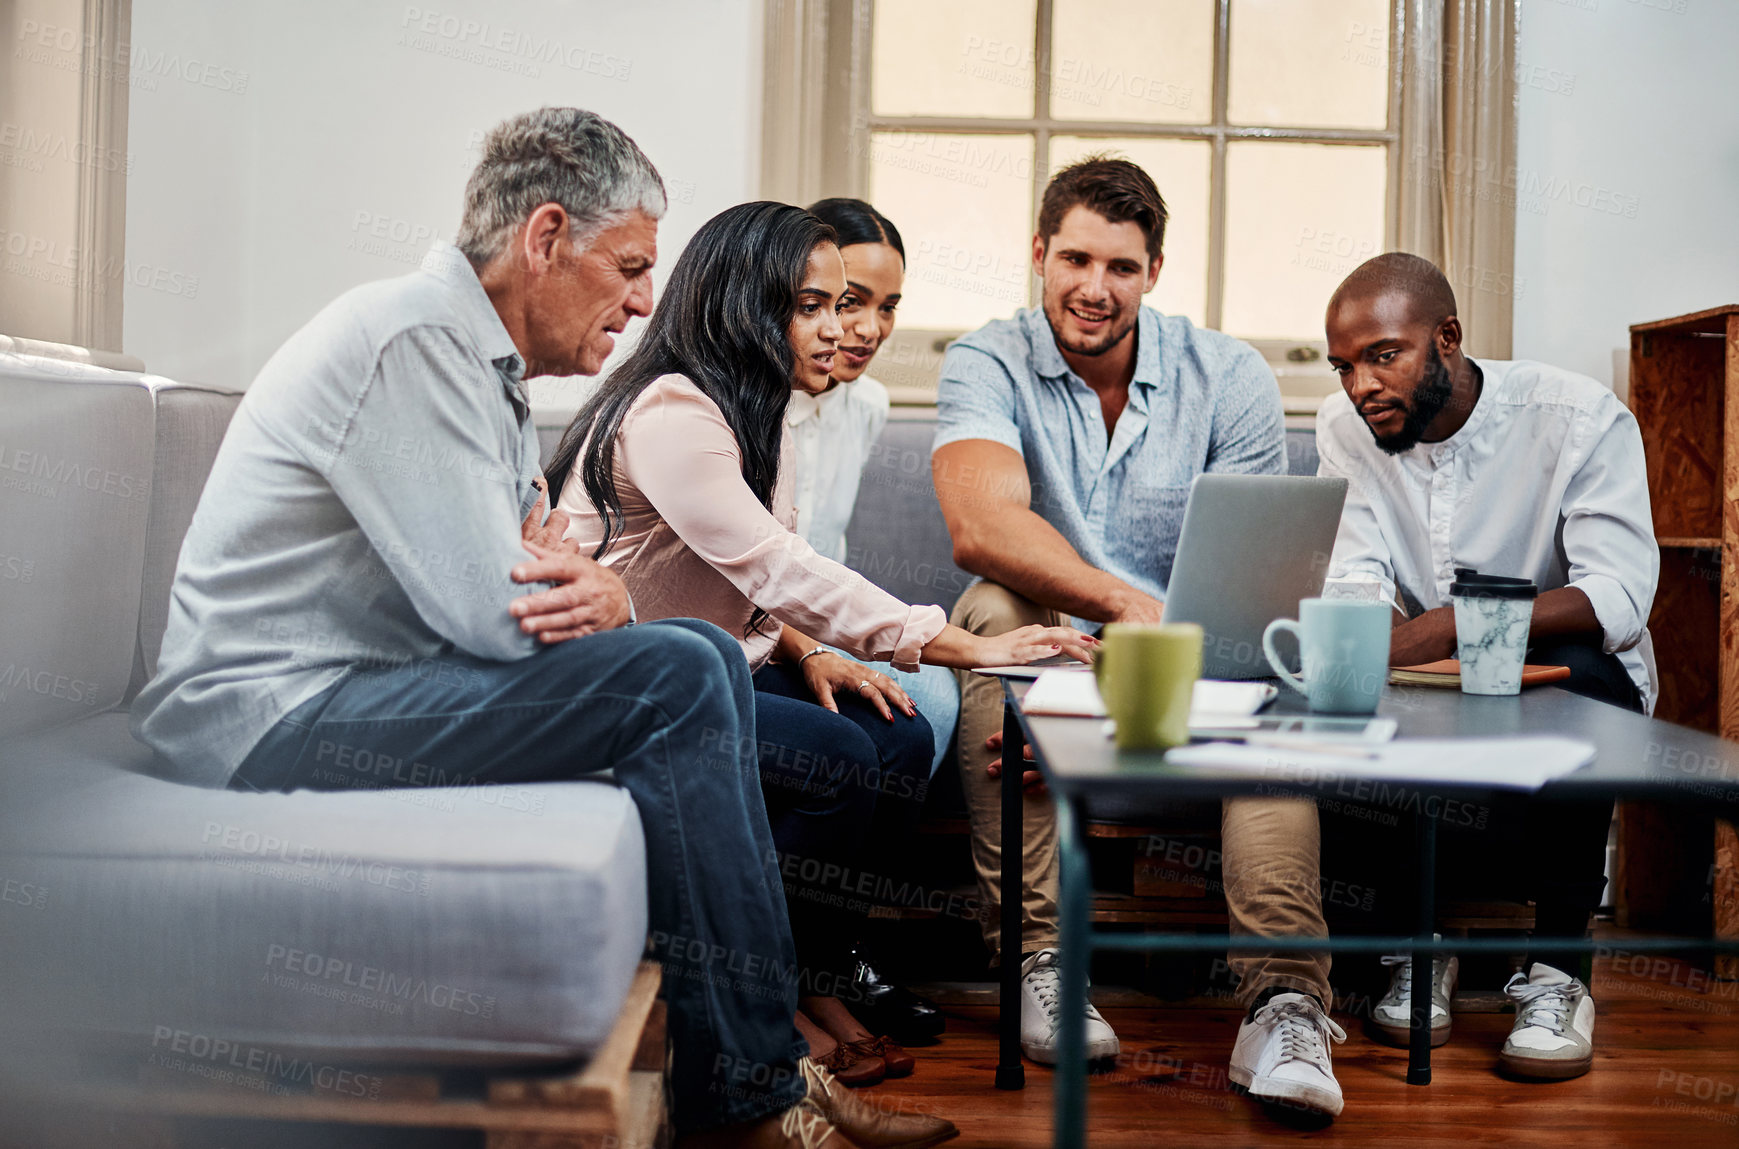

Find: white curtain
1397;0;1518;359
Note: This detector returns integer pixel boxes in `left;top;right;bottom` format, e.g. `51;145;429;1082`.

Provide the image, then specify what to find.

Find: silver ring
857;680;872;694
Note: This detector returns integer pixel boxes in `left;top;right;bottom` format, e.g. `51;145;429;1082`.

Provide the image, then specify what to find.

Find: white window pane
1050;0;1214;124
868;132;1035;332
1227;0;1390;129
872;0;1039;118
1050;137;1210;327
1222;142;1387;340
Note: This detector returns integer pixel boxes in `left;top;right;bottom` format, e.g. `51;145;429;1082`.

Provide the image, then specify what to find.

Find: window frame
841;0;1404;338
0;0;133;355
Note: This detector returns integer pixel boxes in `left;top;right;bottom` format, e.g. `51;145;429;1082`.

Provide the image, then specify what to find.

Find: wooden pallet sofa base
13;962;670;1149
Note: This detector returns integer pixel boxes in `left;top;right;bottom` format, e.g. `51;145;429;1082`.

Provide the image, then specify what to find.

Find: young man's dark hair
1036;154;1169;261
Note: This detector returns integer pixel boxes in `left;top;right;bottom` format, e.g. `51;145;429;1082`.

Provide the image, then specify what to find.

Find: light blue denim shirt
133;243;545;788
933;305;1285;603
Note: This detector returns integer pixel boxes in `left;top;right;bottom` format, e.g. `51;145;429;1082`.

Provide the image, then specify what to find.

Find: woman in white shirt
796;199;962;782
791;200;968;1048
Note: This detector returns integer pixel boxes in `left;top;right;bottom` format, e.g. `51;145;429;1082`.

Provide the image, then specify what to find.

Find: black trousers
1320;637;1642;981
750;660;933;990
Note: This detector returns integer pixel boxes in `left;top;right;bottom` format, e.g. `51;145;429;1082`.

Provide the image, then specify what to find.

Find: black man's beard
1370;345;1454;455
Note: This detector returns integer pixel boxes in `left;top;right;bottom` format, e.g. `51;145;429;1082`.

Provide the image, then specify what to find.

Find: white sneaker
1229;992;1347;1117
1500;962;1595;1080
1018;948;1120;1065
1367;940;1458;1048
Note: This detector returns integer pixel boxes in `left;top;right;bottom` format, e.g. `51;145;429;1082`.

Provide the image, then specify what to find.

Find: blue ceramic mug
1262;598;1392;714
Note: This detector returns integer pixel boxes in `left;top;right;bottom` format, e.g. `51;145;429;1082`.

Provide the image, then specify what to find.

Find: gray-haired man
135;108;951;1149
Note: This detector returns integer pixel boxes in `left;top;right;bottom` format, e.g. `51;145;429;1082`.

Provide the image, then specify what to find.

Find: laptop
1162;473;1349;680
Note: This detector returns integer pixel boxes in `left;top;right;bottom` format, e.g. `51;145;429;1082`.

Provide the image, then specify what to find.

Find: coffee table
986;675;1739;1148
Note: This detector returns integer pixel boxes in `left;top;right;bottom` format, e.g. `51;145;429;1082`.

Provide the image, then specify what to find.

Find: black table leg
997;698;1026;1090
1407;810;1438;1085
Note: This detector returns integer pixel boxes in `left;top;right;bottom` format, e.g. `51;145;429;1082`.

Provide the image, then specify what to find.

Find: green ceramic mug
1094;622;1204;750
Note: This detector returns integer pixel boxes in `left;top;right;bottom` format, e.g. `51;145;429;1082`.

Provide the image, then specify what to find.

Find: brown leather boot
799;1057;959;1149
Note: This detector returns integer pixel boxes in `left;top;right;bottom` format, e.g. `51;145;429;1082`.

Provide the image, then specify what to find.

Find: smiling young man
933;157;1350;1117
1316;252;1658;1081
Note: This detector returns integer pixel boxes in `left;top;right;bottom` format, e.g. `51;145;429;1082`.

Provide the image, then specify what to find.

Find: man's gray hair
456;107;666;266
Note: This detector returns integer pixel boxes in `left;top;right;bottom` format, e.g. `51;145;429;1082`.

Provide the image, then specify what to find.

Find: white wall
1513;0;1739;391
125;2;1738;400
123;0;762;410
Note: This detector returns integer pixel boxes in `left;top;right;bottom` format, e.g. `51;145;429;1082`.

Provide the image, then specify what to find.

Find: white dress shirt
1315;357;1659;710
784;374;891;563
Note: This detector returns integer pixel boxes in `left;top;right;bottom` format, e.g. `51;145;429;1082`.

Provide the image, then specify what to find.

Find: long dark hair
807;197;904;260
546;200;837;574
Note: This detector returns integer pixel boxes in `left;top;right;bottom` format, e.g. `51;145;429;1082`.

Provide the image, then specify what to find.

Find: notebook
1389;660;1572;689
1020;669;1277;721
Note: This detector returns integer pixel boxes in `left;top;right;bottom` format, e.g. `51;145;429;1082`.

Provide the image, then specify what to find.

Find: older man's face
525;210;658;377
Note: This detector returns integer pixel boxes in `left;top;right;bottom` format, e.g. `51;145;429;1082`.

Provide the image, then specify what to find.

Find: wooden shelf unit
1625;304;1739;977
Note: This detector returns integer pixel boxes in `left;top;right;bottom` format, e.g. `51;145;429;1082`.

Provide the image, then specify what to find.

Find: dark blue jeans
231;619;805;1133
751;661;933;990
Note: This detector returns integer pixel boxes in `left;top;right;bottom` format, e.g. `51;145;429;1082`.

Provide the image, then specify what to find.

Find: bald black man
1314;252;1658;1081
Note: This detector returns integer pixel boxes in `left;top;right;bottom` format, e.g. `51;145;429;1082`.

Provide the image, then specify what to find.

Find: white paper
1163;736;1595;792
1021;669;1277;721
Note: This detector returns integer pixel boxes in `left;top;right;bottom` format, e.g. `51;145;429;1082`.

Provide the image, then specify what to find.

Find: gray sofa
1;362;1318;1087
0;355;648;1084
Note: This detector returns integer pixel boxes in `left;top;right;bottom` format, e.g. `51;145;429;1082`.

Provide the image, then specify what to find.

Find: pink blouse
556;374;946;671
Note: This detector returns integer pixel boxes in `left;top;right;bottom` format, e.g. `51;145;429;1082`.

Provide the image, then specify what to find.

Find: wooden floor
853;934;1739;1147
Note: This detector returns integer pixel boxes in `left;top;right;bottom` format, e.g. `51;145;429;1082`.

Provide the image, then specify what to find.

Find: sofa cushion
844;413;974;614
1284;427;1319;478
0;357;156;736
131;381;243;697
0;712;649;1065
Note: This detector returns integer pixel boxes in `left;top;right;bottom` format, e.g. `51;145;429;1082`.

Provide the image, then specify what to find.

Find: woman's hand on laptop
972;624;1098;669
508;542;632;641
918;624;1096;669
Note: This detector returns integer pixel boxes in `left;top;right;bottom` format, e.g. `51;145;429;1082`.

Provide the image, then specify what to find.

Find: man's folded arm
313;326;539;662
1560;411;1659;655
932;347;1153;621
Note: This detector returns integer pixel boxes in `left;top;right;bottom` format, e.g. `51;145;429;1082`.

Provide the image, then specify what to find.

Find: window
867;0;1397;334
784;0;1408;405
0;0;132;355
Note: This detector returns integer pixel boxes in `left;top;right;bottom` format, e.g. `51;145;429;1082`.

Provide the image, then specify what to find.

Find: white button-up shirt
784;374;890;563
1315;357;1659;710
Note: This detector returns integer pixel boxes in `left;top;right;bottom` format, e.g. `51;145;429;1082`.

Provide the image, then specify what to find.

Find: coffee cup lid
1449;569;1536;599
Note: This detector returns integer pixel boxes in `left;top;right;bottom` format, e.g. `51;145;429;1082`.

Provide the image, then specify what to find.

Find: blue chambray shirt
933;305;1286;604
133;243;546;788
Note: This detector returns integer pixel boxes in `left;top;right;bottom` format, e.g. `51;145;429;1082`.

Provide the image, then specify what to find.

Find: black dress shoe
842;942;945;1042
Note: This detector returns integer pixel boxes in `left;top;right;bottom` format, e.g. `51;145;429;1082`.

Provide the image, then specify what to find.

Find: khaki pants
952;580;1331;1003
1221;795;1333;1006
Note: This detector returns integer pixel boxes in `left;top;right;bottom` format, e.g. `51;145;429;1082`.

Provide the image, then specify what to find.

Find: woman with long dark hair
546;201;1093;1086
